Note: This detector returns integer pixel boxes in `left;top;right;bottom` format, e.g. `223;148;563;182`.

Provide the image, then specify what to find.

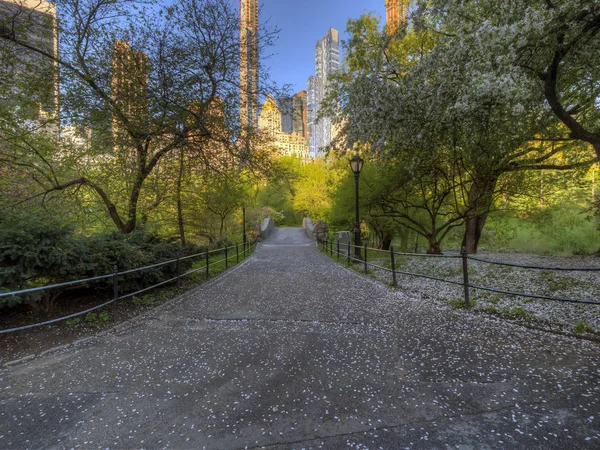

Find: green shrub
0;211;205;311
574;322;594;334
84;311;110;324
75;231;204;295
85;312;98;323
0;211;86;311
479;215;518;250
214;236;235;249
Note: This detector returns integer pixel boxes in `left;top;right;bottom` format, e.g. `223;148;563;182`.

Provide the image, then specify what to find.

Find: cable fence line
0;241;258;334
318;238;600;307
0;273;116;299
466;255;600;272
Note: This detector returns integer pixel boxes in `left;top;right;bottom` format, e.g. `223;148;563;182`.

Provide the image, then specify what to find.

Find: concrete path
1;228;599;449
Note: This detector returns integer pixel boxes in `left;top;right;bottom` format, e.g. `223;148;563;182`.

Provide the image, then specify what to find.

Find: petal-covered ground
1;228;599;449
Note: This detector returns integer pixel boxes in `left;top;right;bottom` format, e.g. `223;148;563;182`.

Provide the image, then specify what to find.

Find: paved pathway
1;228;599;449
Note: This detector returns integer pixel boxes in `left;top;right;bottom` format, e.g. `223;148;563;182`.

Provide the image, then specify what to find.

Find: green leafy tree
293;158;344;222
0;0;277;233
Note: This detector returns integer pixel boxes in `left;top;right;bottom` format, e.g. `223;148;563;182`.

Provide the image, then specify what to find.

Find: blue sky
259;0;385;94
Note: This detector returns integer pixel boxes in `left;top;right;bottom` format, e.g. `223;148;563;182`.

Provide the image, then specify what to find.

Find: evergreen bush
0;211;204;311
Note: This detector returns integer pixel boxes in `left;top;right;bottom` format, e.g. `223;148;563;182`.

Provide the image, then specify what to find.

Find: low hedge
0;212;205;311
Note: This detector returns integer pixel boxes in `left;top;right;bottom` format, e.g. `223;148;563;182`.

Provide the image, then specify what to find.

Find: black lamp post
349;154;364;260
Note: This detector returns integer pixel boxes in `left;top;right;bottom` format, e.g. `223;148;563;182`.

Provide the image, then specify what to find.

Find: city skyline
259;0;386;93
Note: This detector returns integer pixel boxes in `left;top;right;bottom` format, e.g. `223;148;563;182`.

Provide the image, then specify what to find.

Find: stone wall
303;218;331;243
303;217;315;240
261;218;275;239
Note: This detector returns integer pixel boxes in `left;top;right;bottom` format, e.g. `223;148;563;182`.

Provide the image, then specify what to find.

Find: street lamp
349;154;364;261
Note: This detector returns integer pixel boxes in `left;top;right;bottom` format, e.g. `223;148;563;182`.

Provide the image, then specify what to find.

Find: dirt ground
0;282;192;364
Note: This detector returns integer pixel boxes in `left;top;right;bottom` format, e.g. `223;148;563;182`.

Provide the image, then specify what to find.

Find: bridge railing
318;238;600;308
0;241;257;334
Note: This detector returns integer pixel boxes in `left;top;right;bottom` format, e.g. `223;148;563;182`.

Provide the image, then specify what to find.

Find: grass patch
477;293;502;304
502;307;534;322
481;305;498;315
574;322;594;334
132;288;177;307
448;298;472;309
537;271;579;293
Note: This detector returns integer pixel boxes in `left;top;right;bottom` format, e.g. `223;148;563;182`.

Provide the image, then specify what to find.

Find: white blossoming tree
328;6;596;253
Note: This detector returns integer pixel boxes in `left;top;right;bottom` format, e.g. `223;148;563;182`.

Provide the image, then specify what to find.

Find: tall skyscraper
307;75;316;154
239;0;258;131
279;90;308;139
0;0;59;126
258;95;310;162
111;40;148;153
279;96;293;134
307;27;340;158
258;95;281;137
385;0;410;34
292;90;308;140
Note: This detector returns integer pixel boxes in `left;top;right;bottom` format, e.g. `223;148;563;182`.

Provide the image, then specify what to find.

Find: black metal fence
0;242;257;334
319;238;600;307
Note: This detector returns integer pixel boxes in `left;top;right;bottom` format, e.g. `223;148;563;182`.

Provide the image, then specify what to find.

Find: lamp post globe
349;155;364;260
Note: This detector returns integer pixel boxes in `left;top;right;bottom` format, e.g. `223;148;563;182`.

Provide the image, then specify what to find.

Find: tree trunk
462;213;489;254
462;175;498;254
381;236;392;251
176;148;186;244
426;238;441;255
123;175;145;233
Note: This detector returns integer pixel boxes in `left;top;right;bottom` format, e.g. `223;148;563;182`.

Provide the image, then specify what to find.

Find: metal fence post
236;243;239;263
461;246;470;308
337;240;340;262
364;243;368;273
113;265;119;300
390;246;397;287
225;246;228;269
205;252;210;279
347;241;351;266
330;239;333;256
176;256;181;288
